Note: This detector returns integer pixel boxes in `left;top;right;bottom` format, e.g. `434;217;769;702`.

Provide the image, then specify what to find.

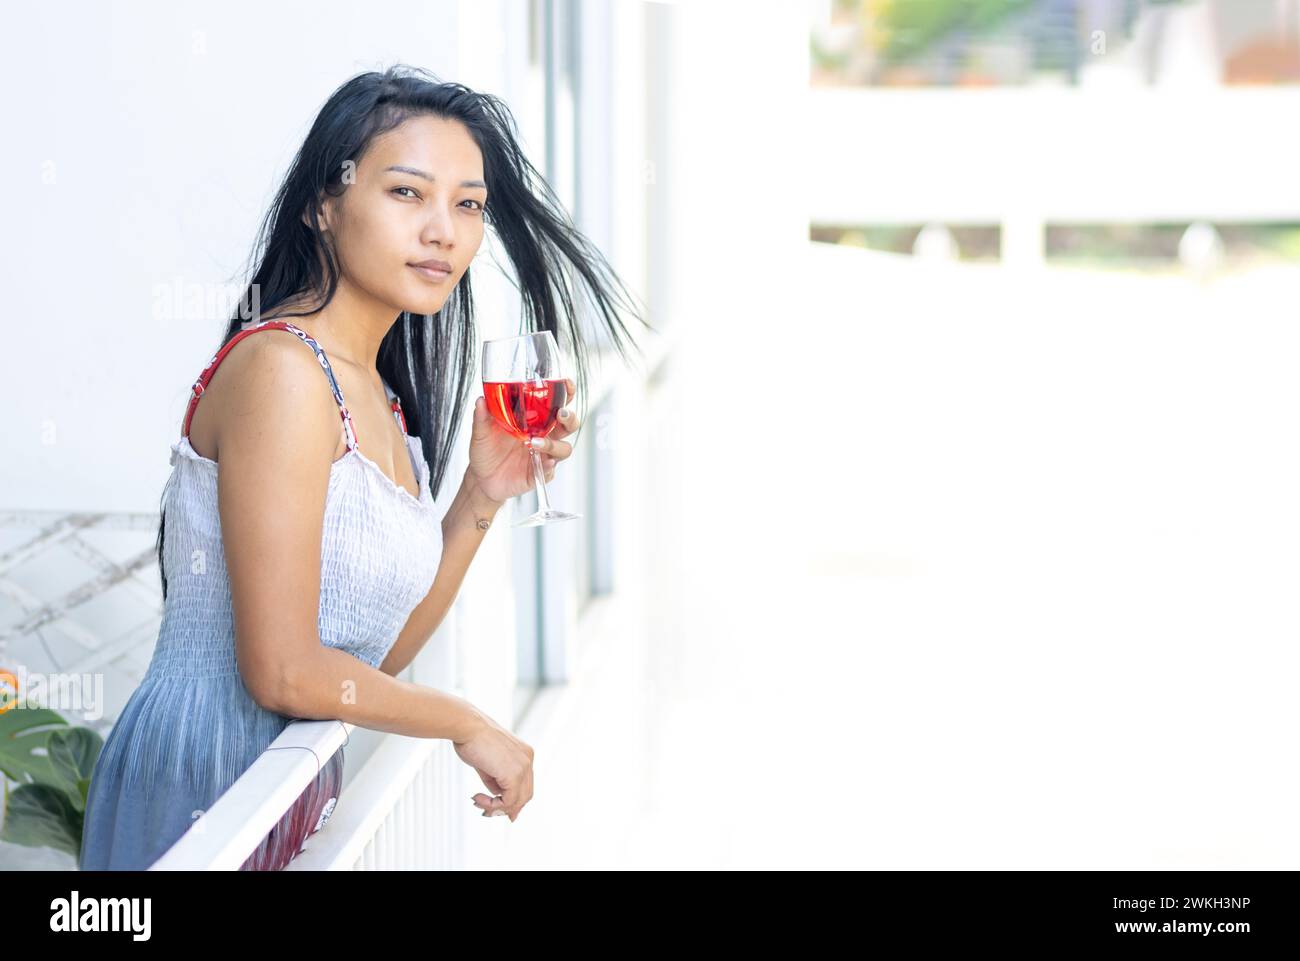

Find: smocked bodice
151;430;443;679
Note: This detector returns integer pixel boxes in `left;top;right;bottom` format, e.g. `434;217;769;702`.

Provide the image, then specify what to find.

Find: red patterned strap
181;320;359;451
389;395;408;436
382;376;410;437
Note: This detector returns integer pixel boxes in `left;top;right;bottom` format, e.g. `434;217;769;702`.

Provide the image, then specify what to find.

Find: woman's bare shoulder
188;326;341;465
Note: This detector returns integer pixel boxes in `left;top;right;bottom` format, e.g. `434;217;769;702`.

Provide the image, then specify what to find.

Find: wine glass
481;331;581;528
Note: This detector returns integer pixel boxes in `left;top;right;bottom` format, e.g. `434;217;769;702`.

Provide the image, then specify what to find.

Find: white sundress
78;319;444;870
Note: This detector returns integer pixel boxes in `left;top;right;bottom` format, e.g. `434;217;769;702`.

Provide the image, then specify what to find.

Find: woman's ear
301;197;334;233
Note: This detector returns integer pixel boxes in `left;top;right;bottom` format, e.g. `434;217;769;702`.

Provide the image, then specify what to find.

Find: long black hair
156;64;651;599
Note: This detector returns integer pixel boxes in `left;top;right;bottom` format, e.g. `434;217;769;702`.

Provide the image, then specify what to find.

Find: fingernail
492;809;507;817
530;437;545;450
559;408;571;419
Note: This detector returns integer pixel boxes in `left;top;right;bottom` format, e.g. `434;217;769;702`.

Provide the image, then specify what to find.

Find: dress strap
181;319;359;453
383;378;409;437
382;377;422;495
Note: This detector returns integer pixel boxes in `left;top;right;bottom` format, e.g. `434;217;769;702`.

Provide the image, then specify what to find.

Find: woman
78;64;647;870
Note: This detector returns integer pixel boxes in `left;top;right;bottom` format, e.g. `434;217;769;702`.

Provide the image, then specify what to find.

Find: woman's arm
377;472;504;676
212;332;486;742
379;384;580;676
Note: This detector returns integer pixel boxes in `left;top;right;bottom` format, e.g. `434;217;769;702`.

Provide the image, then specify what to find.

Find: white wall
0;0;467;513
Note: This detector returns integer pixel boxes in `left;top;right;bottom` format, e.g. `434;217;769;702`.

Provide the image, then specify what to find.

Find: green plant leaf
0;782;82;857
878;0;1037;64
0;708;71;786
46;728;103;813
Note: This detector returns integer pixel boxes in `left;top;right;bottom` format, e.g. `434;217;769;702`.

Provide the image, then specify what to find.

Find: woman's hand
468;377;580;505
453;712;535;821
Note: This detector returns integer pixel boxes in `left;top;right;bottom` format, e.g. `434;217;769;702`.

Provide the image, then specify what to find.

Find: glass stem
529;443;552;512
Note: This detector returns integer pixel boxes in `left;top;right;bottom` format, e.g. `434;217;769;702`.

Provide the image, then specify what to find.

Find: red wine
483;378;567;440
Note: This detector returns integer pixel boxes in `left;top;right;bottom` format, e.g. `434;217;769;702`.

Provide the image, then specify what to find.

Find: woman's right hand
453;711;534;821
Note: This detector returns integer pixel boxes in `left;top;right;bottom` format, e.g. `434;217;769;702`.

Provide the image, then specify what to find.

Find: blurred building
809;0;1300;268
812;0;1300;88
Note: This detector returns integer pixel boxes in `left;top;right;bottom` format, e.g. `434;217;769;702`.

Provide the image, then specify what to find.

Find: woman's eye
392;186;418;199
461;199;484;212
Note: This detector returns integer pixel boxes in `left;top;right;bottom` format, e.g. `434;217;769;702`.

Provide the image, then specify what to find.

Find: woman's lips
409;264;452;281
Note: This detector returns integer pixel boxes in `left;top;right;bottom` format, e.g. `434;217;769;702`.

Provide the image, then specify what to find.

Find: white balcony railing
808;86;1300;266
149;719;350;870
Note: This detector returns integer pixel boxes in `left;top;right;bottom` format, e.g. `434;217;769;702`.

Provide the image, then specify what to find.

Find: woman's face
320;115;488;315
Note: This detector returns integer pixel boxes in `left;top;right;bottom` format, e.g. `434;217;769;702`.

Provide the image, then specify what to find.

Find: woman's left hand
468;377;579;506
